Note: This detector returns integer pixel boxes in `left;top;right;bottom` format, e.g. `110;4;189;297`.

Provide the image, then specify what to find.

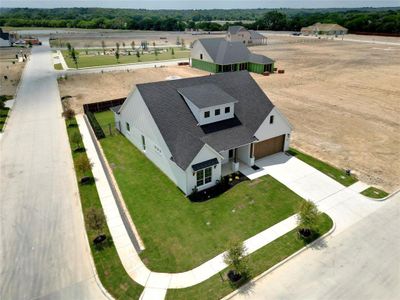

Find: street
0;41;107;299
231;193;400;300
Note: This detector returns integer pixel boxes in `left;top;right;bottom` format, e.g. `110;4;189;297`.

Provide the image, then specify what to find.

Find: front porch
220;143;255;177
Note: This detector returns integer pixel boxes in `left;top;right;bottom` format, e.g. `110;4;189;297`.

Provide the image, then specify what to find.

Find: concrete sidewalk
76;115;301;300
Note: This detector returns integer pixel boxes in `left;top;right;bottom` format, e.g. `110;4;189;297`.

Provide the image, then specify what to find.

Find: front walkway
240;153;383;235
76;115;300;300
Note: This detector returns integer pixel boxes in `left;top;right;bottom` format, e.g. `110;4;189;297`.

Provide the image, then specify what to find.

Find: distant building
226;26;267;46
191;38;274;74
301;23;348;36
0;28;11;47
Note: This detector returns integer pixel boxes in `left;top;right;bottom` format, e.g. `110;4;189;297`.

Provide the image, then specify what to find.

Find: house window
141;135;146;151
270;115;274;124
225;106;230;114
126;122;130;131
204;111;210;118
215;109;220;116
200;53;203;60
196;167;212;187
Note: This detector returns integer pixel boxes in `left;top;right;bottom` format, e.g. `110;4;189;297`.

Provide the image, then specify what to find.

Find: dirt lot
58;66;208;111
0;47;30;96
58;35;400;192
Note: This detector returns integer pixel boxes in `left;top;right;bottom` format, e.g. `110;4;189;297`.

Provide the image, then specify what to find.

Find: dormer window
178;83;238;126
200;53;203;60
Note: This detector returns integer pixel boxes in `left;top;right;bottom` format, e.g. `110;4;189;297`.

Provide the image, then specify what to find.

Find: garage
254;135;285;159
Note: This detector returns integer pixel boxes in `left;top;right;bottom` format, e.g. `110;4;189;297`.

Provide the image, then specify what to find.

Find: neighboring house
191;38;274;74
112;71;292;196
0;28;11;47
226;26;267;46
301;23;348;36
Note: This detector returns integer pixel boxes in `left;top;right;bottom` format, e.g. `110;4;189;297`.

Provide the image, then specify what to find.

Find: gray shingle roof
249;30;266;40
197;38;274;65
136;71;275;170
178;83;238;109
227;26;245;35
249;53;274;64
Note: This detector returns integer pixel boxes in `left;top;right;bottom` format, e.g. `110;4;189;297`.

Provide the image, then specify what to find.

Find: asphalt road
0;42;107;299
231;193;400;300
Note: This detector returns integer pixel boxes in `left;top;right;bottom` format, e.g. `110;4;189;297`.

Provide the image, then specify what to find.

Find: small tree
67;42;72;53
122;41;126;51
101;40;106;55
154;47;158;59
297;200;321;237
136;50;141;61
181;38;185;50
115;42;120;63
0;100;5;110
171;47;175;57
70;48;79;69
62;107;75;124
75;155;92;176
86;207;106;234
131;40;135;51
223;241;249;280
71;131;82;151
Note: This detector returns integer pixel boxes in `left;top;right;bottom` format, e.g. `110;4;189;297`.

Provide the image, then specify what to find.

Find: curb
362;187;400;202
222;219;337;300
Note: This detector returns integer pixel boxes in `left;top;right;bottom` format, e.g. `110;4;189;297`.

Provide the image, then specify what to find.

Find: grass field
288;148;358;186
97;111;317;273
361;186;389;199
167;213;332;300
62;49;190;68
65;117;143;299
54;63;63;70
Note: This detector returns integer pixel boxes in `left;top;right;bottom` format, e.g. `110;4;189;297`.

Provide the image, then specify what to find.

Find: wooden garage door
254;135;285;159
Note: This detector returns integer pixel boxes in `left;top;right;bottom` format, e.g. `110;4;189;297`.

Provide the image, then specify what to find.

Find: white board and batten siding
254;107;292;150
117;89;187;194
191;41;213;63
185;145;222;194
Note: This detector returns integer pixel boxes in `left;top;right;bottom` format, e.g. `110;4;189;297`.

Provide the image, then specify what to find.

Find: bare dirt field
0;47;30;96
58;66;208;112
58;35;400;192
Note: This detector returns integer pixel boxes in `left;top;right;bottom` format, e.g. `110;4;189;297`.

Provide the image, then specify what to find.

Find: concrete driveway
240;153;382;234
0;41;107;299
230;193;400;300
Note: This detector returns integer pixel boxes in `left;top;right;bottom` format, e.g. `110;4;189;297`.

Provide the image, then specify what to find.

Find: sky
1;0;399;9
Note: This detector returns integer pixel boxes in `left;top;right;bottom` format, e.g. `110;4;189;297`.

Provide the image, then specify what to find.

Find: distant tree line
0;7;399;34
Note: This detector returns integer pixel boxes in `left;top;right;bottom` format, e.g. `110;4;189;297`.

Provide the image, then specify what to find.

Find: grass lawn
65;118;143;299
98;111;316;273
167;213;332;300
288;148;358;186
0;95;13;132
62;49;190;68
54;63;63;70
361;186;389;199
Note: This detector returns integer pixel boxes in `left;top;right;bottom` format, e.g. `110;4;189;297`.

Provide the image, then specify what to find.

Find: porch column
234;148;238;163
250;143;254;158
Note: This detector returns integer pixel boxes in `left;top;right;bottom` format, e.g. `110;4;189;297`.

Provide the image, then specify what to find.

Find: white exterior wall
185;145;222;194
237;144;253;165
198;103;235;125
118;89;188;194
191;40;214;63
254;107;292;151
0;38;11;47
228;30;251;45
